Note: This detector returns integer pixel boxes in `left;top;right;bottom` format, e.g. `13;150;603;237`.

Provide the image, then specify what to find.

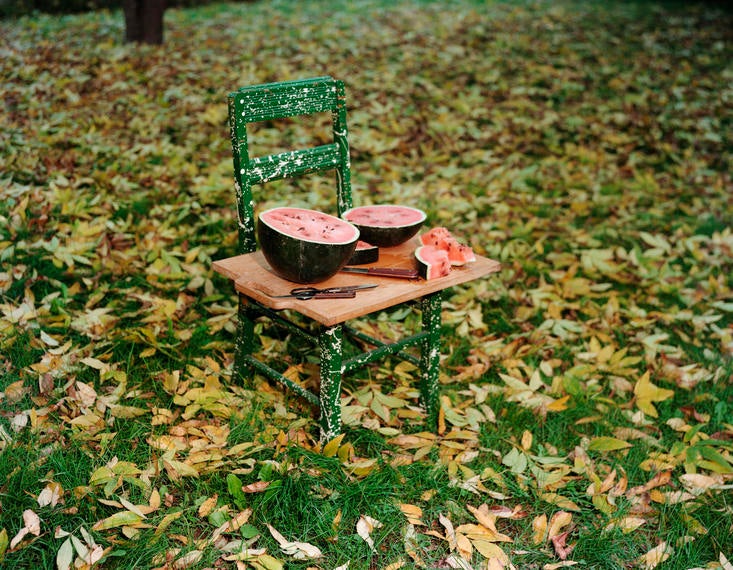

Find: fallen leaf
37;482;64;508
634;371;674;418
550;531;574;560
92;511;143;531
356;515;383;553
399;503;425;526
56;537;74;570
588;436;632;452
242;480;271;493
10;510;41;548
267;524;322;560
638;542;672;569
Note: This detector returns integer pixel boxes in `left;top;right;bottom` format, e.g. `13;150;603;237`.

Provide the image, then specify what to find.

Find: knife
340;267;419;279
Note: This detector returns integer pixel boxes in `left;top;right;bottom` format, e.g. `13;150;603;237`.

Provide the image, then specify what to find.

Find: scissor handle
289;287;356;300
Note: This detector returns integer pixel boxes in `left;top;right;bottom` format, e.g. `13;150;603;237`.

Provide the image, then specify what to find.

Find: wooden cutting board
213;238;501;327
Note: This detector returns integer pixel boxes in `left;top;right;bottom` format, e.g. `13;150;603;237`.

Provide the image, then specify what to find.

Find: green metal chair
213;76;500;440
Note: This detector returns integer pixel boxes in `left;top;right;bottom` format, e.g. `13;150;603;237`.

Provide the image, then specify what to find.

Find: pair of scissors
269;283;379;300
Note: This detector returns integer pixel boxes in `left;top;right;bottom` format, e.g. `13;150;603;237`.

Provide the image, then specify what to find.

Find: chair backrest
227;76;353;254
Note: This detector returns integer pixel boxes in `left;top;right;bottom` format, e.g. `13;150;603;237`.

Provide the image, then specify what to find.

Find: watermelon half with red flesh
341;205;426;247
419;227;475;266
258;207;359;283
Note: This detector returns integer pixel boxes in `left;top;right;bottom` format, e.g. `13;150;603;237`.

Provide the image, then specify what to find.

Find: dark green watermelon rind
257;216;359;283
347;242;379;265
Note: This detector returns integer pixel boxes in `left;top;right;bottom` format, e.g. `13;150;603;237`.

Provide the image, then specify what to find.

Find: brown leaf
242;480;271;493
550;531;575;560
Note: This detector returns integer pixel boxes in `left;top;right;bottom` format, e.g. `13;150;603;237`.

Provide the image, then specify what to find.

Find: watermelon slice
415;245;452;280
348;240;379;265
419;227;475;266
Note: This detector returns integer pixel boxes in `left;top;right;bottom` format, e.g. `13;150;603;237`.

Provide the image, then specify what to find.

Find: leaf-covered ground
1;1;732;568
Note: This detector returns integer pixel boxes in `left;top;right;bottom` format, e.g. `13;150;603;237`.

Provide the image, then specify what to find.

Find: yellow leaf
399;503;424;526
605;516;646;534
521;430;533;451
540;493;581;512
229;509;253;532
588;437;632;452
197;495;218;518
154;511;184;536
322;433;345;458
80;357;109;371
118;496;149;517
634;371;674;418
471;539;508;561
638;542;672;569
345;458;378;477
109;405;148;418
4;380;29;403
0;528;8;559
149;488;161;510
547;511;573;539
456;532;473;559
547;395;570;412
532;514;547;545
92;511;143;531
163;458;199;480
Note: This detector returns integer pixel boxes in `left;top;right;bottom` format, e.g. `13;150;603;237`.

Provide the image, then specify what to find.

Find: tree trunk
123;0;166;45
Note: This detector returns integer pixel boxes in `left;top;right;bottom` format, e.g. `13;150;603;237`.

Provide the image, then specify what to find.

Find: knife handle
313;291;357;299
367;268;419;279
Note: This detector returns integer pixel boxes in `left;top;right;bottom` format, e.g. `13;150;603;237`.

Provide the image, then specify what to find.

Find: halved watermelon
348;240;379;265
419;227;475;266
258;207;359;283
415;245;452;280
341;204;426;247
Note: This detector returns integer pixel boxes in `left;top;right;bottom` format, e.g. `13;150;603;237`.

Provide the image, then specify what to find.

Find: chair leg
318;325;344;441
234;295;255;383
420;292;442;430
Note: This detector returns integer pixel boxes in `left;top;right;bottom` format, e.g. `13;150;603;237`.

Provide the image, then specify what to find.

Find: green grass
2;0;732;568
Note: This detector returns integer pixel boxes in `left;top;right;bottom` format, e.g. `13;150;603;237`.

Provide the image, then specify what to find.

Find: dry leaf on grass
356;515;383;553
267;524;322;560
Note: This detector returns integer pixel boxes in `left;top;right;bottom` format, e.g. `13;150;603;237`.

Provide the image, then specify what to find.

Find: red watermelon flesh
343;205;425;226
420;227;475;266
262;207;358;244
415;245;452;280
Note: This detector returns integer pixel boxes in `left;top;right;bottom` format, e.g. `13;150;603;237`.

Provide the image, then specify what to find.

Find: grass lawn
1;0;732;568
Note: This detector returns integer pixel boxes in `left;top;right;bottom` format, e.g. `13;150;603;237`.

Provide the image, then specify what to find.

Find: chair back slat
249;144;340;185
227;76;352;254
232;76;338;122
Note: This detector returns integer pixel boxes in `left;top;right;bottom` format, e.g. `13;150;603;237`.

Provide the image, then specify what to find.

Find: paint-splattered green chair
213;76;500;440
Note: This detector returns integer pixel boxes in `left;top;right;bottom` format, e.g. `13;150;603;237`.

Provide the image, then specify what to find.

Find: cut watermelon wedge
415;245;452;280
419;227;475;266
348;240;379;265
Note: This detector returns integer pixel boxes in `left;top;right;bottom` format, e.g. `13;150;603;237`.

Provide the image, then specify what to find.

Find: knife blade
340;267;419;279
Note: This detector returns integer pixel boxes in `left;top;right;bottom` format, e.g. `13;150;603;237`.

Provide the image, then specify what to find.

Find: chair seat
213;238;501;327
